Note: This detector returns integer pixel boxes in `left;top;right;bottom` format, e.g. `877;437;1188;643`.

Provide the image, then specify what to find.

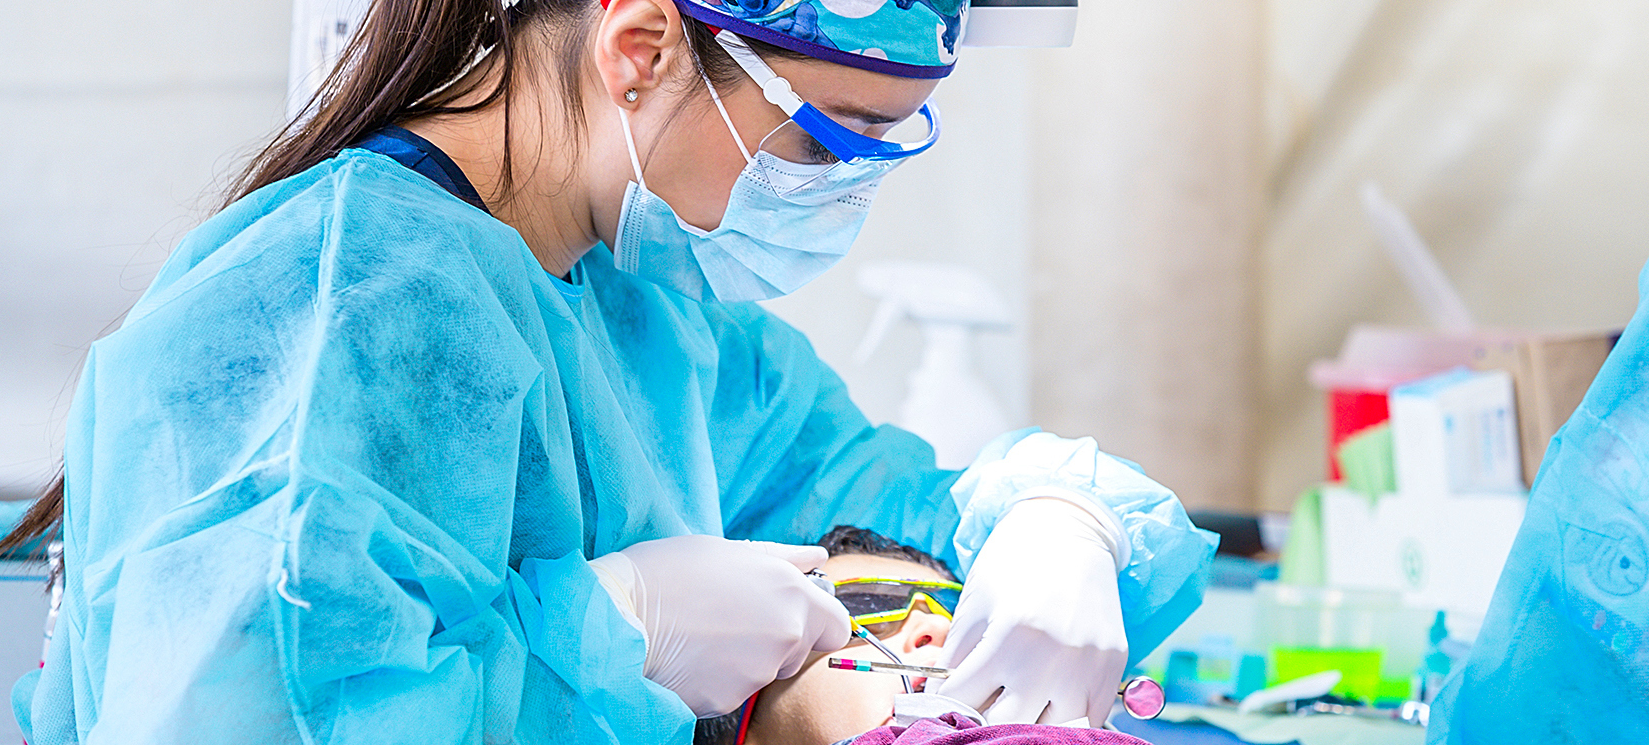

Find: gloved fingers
982;689;1049;725
804;583;852;653
929;628;1004;708
776;578;851;679
932;604;987;670
929;667;996;711
697;680;764;719
670;656;767;717
1086;686;1119;729
760;603;837;682
774;644;813;680
810;610;852;653
744;541;830;572
1037;692;1088;726
1092;657;1127;725
775;567;852;678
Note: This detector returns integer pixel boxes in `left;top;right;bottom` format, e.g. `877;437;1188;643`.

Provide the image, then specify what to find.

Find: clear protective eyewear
710;30;941;206
833;577;962;637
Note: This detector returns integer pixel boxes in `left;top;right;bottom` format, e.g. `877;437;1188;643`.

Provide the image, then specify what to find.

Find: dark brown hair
815;524;955;581
0;0;809;562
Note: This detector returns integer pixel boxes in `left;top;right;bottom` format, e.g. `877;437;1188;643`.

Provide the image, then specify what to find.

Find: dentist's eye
806;137;840;165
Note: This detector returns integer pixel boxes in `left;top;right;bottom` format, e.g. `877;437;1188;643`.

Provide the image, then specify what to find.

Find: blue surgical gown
14;147;1215;744
1427;265;1649;742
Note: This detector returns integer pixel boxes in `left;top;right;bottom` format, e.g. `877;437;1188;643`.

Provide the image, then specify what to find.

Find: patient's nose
899;607;951;653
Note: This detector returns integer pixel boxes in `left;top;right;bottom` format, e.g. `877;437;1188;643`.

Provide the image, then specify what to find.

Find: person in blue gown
7;0;1217;741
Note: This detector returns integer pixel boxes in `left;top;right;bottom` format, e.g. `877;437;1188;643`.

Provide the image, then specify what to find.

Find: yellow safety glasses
833;578;962;637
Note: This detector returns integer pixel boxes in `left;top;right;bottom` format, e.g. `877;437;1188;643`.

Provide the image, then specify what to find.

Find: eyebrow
819;103;902;126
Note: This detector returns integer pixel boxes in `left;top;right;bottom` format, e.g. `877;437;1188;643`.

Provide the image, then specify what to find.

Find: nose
899;607;951;653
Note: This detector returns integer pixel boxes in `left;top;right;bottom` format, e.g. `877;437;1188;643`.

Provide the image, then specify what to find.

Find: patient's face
747;553;954;745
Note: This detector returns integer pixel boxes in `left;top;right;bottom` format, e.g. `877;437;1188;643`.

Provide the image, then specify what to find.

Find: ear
593;0;687;110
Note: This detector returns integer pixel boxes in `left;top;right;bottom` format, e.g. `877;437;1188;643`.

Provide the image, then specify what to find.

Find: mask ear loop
617;106;647;190
699;71;753;163
617;73;750;189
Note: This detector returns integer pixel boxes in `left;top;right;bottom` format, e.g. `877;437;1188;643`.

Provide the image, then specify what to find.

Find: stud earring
624;89;638;103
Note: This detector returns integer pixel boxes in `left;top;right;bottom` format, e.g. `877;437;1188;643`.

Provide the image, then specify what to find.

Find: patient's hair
691;526;956;745
815;526;956;583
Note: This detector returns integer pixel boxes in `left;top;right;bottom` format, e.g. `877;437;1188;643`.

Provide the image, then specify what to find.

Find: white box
1320;487;1526;625
1390;368;1524;495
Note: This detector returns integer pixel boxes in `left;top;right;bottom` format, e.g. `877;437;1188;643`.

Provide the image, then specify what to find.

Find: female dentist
7;0;1216;741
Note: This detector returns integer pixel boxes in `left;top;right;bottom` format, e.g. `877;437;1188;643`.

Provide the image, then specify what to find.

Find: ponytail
0;472;61;562
230;0;526;205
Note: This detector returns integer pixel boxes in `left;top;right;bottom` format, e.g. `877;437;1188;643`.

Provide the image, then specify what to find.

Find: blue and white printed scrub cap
675;0;968;78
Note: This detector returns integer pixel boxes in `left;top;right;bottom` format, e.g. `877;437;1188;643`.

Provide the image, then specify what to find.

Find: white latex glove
934;496;1130;725
588;535;851;717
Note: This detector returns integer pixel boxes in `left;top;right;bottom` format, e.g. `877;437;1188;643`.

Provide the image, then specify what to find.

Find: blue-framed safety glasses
713;31;941;205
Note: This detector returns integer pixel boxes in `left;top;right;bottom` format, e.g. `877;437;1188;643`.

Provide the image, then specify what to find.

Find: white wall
1023;0;1265;512
761;49;1036;435
0;1;291;499
777;3;1270;516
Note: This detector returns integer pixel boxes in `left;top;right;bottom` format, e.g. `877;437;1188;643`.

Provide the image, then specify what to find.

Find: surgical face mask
610;78;882;303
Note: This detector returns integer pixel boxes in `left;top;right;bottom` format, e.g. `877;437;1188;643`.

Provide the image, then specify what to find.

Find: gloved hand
588;535;851;717
934;496;1129;725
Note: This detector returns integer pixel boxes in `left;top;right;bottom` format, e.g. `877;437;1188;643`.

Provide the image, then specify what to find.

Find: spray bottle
852;261;1013;470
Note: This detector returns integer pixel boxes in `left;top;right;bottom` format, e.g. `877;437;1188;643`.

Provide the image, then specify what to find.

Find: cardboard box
1472;332;1617;486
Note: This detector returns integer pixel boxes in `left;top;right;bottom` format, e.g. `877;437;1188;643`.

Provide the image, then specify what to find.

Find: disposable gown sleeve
947;430;1219;667
1426;261;1649;743
706;307;1217;664
37;166;687;744
706;305;967;570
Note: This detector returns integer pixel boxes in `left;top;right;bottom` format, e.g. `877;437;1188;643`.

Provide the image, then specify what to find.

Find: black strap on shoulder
351;126;491;214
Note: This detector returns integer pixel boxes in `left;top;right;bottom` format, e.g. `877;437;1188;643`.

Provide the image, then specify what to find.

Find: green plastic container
1271;647;1383;701
1256;583;1432;703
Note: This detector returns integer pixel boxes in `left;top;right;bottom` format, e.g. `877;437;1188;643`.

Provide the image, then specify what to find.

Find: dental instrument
825;655;1167;721
827;659;952;677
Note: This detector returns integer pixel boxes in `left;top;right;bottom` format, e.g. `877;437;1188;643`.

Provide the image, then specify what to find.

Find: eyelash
806;138;840;165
